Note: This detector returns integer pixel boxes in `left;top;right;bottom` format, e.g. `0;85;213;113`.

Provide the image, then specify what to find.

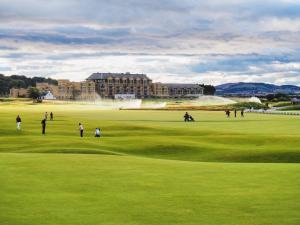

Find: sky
0;0;300;85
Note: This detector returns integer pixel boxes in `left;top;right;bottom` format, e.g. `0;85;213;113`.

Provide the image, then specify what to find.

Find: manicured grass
0;104;300;225
281;105;300;111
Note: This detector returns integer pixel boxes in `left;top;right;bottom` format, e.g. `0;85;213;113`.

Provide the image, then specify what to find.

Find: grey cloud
1;0;300;84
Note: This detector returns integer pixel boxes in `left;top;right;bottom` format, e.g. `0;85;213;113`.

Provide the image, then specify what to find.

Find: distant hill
216;82;300;95
0;74;57;96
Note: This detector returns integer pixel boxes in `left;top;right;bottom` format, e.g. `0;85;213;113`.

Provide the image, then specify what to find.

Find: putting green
0;104;299;225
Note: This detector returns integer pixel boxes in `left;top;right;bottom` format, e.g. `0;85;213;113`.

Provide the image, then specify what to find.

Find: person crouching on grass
79;123;84;137
184;112;190;122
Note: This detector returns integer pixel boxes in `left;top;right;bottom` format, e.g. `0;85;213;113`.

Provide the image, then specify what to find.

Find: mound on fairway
0;104;300;225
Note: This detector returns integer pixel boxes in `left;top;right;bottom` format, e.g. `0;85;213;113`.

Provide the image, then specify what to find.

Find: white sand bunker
108;99;167;109
97;99;142;109
141;102;167;109
190;96;236;106
248;97;262;104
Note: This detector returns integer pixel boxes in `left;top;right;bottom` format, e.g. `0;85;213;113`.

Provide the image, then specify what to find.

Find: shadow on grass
12;148;124;156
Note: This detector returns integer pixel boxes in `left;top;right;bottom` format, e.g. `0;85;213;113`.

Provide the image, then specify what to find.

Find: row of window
97;80;150;84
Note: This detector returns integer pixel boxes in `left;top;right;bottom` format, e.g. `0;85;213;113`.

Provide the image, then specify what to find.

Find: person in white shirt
79;123;84;137
16;115;22;130
95;128;100;137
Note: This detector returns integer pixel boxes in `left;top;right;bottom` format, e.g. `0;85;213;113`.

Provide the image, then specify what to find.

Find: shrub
231;102;268;110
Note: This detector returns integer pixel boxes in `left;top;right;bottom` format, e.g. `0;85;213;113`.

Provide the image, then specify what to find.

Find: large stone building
10;88;29;98
79;81;97;100
9;72;205;100
163;83;204;98
87;72;152;99
56;80;96;100
36;82;59;97
57;80;81;100
151;82;169;98
87;72;204;99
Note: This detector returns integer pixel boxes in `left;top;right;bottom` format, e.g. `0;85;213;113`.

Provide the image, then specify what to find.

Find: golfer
16;115;22;130
184;112;190;122
79;123;84;137
95;128;100;137
41;118;46;134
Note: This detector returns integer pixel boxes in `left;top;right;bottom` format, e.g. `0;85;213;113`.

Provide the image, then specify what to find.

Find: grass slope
1;104;300;163
0;104;300;225
1;154;300;225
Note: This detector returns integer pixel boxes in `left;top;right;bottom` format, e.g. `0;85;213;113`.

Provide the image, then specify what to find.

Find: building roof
87;72;150;80
163;83;202;89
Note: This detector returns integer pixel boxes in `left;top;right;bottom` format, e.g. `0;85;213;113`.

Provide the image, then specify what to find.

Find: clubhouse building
10;72;204;100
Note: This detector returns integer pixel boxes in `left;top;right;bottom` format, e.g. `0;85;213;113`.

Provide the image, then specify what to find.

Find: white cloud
0;0;300;85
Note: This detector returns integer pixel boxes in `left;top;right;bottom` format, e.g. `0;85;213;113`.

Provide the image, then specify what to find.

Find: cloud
0;0;300;85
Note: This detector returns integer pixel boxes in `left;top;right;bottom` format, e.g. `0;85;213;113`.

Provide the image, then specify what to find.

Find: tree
27;87;41;99
266;93;290;102
199;84;216;95
0;74;58;96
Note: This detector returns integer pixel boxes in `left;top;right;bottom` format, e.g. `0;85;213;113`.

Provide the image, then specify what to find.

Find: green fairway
0;104;300;225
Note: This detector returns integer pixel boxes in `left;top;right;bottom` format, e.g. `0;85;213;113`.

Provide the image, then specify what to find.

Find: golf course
0;103;300;225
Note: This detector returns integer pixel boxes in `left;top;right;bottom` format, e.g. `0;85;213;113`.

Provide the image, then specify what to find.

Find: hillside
216;82;300;95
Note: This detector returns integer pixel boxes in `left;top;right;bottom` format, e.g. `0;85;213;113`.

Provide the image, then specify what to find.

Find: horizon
0;1;300;85
2;73;300;87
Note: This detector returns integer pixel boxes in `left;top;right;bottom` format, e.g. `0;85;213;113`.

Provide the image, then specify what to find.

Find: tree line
199;84;216;95
0;74;58;96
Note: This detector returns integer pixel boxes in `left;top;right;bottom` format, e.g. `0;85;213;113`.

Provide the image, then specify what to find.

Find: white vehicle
114;94;135;100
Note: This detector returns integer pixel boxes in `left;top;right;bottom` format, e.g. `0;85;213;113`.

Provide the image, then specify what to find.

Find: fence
246;109;300;116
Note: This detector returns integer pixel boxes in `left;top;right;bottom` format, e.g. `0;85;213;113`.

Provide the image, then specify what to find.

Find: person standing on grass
16;115;22;130
79;123;84;137
45;112;48;120
241;109;244;117
225;110;230;118
234;109;237;118
95;128;100;137
50;112;53;121
41;118;46;135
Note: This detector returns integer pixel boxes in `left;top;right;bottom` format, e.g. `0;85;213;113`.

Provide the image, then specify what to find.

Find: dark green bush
231;102;268;110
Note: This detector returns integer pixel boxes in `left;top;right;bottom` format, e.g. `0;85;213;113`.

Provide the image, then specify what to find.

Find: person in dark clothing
41;118;46;134
225;110;230;118
189;115;195;122
50;112;53;121
234;109;237;118
16;115;22;130
79;123;84;137
241;109;244;117
184;112;190;122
